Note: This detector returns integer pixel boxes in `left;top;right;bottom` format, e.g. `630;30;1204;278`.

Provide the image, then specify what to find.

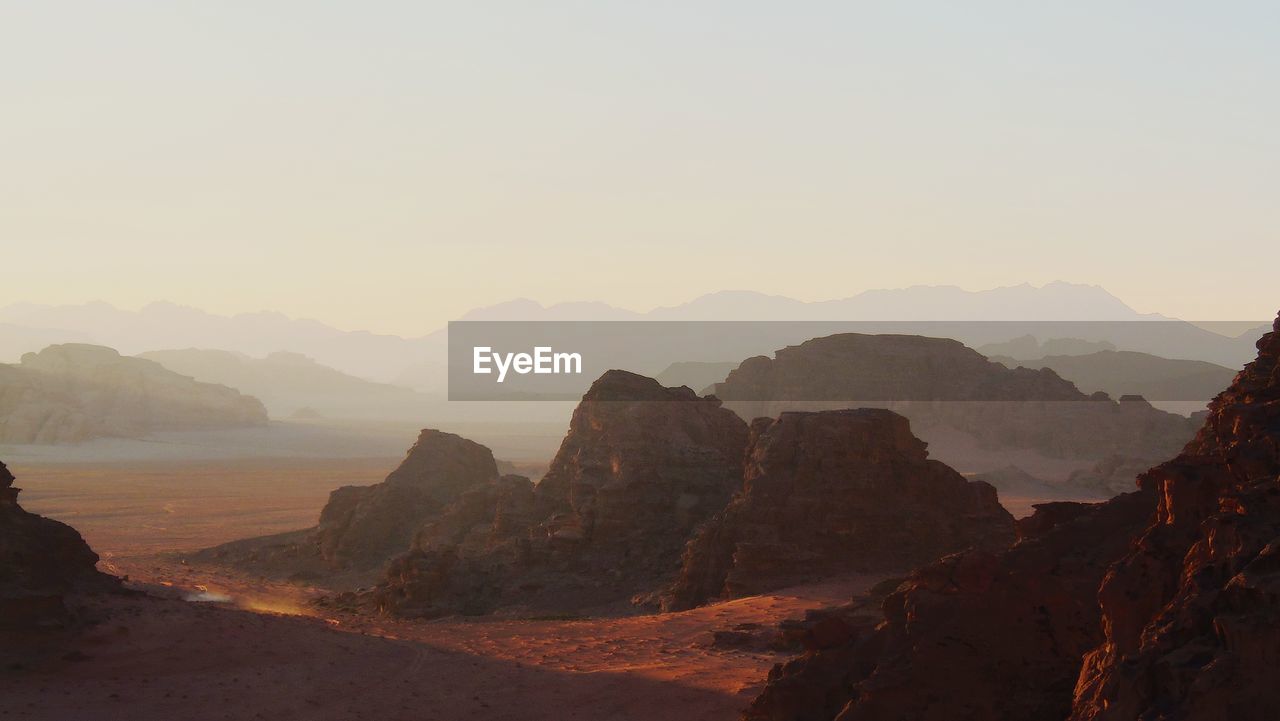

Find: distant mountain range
989;350;1238;403
1;284;1269;391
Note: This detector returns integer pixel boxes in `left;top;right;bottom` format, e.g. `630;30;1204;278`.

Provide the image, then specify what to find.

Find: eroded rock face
1070;314;1280;721
713;333;1197;466
0;344;267;444
371;370;750;617
742;315;1280;721
664;409;1015;611
0;460;116;629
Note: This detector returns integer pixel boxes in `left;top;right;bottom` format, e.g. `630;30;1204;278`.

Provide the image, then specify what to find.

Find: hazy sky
3;2;1276;334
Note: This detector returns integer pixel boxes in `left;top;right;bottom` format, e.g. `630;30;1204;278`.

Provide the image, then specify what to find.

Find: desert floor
2;457;1070;721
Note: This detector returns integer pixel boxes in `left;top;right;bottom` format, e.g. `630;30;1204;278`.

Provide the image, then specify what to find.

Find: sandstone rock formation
1;459;116;629
0;344;267;443
663;409;1014;611
314;429;500;567
197;429;499;581
741;315;1280;721
371;370;750;617
713;333;1198;479
1071;313;1280;720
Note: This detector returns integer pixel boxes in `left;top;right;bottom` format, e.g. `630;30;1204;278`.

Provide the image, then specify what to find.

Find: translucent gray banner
447;320;1269;402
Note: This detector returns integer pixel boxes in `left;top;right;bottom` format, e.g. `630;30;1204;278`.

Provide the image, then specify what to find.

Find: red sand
1;575;883;721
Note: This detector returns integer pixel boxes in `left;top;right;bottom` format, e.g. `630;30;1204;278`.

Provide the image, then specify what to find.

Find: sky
2;2;1277;335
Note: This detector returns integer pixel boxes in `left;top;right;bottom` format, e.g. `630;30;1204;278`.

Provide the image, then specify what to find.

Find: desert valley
3;285;1278;721
6;5;1278;717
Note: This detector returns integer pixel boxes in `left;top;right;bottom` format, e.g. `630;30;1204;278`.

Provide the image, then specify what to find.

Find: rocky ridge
1071;312;1280;720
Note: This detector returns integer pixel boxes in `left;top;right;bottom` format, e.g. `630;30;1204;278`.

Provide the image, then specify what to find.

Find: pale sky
3;2;1276;335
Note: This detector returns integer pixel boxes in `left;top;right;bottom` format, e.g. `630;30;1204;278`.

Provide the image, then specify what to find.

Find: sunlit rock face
662;409;1014;612
0;460;117;629
1071;313;1280;721
740;315;1280;721
0;343;267;444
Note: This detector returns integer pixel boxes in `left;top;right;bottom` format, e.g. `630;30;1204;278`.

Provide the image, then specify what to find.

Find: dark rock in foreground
1071;313;1280;720
1;460;116;629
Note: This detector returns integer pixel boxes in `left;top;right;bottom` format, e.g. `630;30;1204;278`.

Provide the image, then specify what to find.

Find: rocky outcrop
1;460;116;629
1070;314;1280;720
663;410;1014;611
197;429;498;581
313;429;500;567
713;333;1198;467
742;315;1280;721
0;344;267;443
370;370;750;617
532;370;750;549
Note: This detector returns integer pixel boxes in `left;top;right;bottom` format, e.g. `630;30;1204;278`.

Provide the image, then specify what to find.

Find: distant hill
0;301;439;383
978;335;1117;359
139;349;434;420
988;350;1237;402
711;333;1199;490
653;361;740;394
0;344;267;444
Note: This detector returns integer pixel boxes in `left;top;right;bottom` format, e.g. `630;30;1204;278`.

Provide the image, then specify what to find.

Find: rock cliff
1070;313;1280;720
